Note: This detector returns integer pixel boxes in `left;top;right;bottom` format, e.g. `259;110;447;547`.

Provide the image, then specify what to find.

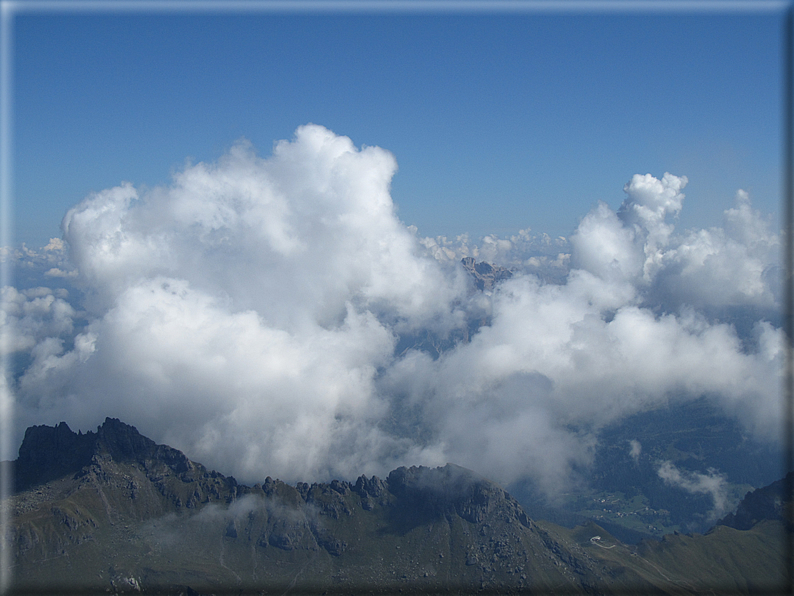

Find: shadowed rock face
718;472;793;531
15;421;97;491
14;418;193;491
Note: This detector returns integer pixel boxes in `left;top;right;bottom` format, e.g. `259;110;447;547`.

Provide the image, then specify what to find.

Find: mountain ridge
5;418;789;595
7;419;612;594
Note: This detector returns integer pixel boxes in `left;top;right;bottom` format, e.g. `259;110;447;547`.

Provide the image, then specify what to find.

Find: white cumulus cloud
2;126;783;498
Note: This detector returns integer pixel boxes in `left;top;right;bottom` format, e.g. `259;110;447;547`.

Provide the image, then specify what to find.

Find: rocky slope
6;419;619;594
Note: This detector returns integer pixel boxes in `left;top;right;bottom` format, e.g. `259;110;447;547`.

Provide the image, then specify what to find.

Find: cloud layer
2;125;783;495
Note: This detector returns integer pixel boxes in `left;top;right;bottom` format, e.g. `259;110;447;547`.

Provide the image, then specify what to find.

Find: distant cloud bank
1;125;783;496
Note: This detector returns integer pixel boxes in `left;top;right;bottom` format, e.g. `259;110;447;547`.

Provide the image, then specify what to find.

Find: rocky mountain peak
15;421;96;491
14;418;193;491
94;417;157;461
461;257;512;291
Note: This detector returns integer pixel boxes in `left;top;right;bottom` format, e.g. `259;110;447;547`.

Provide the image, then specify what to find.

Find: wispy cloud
628;440;641;464
657;460;734;520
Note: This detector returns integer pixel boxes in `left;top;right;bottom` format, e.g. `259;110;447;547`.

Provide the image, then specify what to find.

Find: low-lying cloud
657;460;733;520
628;440;642;464
2;124;783;496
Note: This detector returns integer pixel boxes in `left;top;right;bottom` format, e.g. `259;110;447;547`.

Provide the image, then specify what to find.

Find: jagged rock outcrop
15;421;95;490
461;256;513;291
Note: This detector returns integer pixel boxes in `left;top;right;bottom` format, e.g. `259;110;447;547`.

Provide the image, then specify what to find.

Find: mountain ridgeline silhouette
5;418;790;595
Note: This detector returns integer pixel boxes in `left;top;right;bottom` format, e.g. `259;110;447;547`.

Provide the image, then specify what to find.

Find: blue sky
8;4;787;248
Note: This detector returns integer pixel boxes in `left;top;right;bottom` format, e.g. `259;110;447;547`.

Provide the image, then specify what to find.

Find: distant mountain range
4;418;789;595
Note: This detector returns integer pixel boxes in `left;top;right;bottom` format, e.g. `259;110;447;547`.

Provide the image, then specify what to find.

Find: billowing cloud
648;190;781;311
10;125;470;482
2;125;783;497
61;127;467;331
0;286;75;356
